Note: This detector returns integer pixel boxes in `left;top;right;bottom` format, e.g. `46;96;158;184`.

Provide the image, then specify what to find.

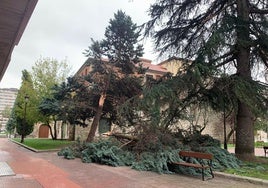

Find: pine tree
144;0;268;160
84;10;144;142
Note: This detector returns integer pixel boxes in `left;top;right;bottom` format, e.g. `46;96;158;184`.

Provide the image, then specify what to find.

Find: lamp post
21;95;29;143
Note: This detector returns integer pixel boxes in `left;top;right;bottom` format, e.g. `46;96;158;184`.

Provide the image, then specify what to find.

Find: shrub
57;147;75;159
58;134;241;175
131;149;181;174
203;146;241;170
182;133;221;148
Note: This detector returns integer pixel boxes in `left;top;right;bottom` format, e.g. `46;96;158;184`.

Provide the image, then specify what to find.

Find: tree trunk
227;128;235;144
235;102;255;160
86;69;111;142
20;134;25;143
86;93;106;142
68;124;76;141
53;119;57;140
235;0;255;160
47;124;54;140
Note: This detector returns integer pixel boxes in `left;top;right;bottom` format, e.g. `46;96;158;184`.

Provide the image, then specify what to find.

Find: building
76;57;170;80
0;88;18;131
0;0;37;133
73;57;186;140
138;58;169;80
74;57;237;143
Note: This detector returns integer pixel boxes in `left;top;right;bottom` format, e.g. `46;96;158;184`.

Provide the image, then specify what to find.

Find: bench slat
179;151;213;160
172;162;210;169
169;150;214;181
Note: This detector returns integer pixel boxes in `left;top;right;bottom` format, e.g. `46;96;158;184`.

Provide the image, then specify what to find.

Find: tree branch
250;7;268;14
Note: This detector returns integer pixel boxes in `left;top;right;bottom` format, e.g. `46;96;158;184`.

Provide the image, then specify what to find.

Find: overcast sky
0;0;155;89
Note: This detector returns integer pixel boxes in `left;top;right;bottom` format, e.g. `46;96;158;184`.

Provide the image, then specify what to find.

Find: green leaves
31;57;71;99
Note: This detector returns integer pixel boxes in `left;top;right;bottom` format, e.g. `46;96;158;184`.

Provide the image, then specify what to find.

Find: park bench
170;150;214;181
264;146;268;157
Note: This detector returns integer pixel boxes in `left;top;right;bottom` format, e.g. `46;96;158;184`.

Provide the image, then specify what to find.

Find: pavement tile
0;138;267;188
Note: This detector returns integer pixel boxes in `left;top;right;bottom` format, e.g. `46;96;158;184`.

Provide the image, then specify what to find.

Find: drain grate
0;162;15;176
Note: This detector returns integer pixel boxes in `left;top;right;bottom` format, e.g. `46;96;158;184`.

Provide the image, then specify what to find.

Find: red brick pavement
0;138;80;188
0;138;268;188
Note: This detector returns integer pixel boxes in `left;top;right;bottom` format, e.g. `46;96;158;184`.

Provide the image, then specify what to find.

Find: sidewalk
0;138;267;188
228;147;266;157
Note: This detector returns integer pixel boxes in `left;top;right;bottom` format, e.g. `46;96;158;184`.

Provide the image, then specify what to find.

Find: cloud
0;0;155;89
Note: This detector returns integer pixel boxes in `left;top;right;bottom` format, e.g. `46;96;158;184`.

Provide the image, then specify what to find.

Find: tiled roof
140;61;168;73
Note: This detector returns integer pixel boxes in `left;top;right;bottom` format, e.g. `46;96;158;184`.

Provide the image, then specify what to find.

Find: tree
31;57;71;98
6;109;16;136
1;105;12;134
38;98;60;140
40;77;95;140
1;105;12;119
32;57;71;139
14;70;38;143
84;10;144;142
144;0;268;160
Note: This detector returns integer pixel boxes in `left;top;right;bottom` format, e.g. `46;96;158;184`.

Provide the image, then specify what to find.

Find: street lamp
21;95;29;143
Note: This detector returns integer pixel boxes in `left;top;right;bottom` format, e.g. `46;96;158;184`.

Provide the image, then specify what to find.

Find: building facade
0;88;18;131
73;57;240;143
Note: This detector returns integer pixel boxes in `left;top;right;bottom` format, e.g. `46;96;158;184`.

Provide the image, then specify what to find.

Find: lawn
222;142;268;149
224;158;268;180
12;138;73;150
222;142;268;180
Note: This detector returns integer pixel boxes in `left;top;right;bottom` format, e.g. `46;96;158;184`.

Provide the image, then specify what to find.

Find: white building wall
0;88;18;131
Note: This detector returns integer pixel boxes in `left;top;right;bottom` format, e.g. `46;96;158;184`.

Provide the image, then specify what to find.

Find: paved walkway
0;138;267;188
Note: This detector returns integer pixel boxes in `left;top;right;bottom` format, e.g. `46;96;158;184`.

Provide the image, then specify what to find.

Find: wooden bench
170;150;214;181
264;146;268;157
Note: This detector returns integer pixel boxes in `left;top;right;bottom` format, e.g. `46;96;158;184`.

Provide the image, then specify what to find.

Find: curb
214;171;268;186
9;139;60;153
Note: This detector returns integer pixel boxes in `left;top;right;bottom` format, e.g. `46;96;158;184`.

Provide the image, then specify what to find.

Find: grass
222;142;268;148
222;142;268;180
224;157;268;180
12;138;73;150
255;141;268;148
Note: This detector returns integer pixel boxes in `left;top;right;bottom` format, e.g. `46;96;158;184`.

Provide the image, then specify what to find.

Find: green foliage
14;70;39;140
55;77;95;127
58;138;87;159
38;98;60;117
133;127;181;153
255;141;268;147
58;147;75;160
77;10;145;141
232;77;268;116
59;134;242;175
203;146;241;170
59;139;135;167
13;138;72;150
131;146;241;175
144;0;268;159
6;110;16;134
225;160;268;180
1;106;11;118
15;116;34;138
132;149;181;174
182;133;221;148
81;139;135;166
31;57;71;99
30;57;71;131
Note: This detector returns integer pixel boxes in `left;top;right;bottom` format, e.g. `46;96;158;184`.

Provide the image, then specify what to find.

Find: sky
0;0;156;89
